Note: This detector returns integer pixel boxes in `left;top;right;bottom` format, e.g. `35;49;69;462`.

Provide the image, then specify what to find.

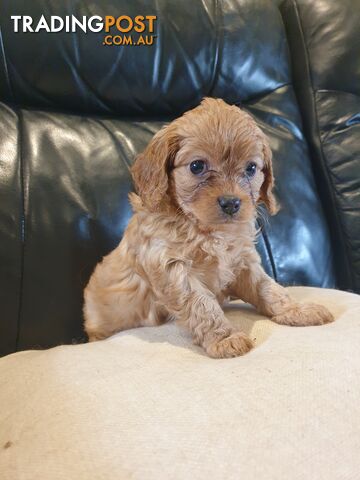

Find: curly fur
83;98;334;358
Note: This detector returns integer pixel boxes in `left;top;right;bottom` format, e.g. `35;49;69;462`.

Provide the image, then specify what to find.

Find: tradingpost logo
11;15;157;46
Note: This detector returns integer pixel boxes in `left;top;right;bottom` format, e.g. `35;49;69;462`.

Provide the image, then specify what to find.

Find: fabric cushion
1;286;360;479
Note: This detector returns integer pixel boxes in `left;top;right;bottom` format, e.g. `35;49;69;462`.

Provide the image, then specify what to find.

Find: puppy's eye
190;160;206;175
245;162;257;177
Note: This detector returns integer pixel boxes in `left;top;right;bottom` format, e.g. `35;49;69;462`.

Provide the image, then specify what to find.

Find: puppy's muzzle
218;196;241;216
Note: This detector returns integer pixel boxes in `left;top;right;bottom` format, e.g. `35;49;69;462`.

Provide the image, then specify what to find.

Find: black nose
218;196;241;215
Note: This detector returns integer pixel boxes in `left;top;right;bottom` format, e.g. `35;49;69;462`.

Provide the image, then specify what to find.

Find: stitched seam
0;23;15;102
15;108;26;351
262;227;277;282
207;0;223;95
291;0;353;289
257;219;277;281
241;82;291;106
317;88;360;98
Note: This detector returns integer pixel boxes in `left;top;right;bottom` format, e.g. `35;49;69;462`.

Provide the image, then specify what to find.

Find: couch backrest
0;0;335;355
281;0;360;293
1;0;291;116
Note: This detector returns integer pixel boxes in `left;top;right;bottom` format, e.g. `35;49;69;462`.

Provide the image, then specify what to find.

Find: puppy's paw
272;302;334;327
206;331;254;358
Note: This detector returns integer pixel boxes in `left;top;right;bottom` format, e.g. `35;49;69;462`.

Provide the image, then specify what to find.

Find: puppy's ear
131;125;179;211
259;137;278;215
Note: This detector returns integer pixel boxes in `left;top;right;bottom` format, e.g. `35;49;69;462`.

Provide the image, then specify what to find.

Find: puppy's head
131;98;277;228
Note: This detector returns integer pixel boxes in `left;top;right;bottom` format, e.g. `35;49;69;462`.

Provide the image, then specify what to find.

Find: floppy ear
131;125;179;211
259;137;278;215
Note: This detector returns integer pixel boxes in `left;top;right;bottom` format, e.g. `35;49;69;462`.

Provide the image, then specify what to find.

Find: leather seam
207;0;223;95
291;0;353;289
0;23;15;102
242;83;291;106
317;88;360;98
257;219;277;282
15;108;26;351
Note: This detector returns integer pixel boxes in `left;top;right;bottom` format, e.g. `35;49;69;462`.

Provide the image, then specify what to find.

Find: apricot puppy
83;98;334;358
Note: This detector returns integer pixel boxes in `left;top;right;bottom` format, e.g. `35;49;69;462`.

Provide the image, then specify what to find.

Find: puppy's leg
182;290;254;358
150;263;253;358
230;261;334;326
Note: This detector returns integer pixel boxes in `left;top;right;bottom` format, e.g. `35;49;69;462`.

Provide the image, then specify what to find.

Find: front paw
206;331;254;358
272;303;334;327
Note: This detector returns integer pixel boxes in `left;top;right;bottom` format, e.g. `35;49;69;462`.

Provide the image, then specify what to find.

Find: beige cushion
1;287;360;480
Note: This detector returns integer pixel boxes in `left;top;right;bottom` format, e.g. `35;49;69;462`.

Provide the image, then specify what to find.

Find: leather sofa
1;0;358;358
1;1;360;479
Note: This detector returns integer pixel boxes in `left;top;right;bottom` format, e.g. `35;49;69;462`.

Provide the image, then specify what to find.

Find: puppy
83;98;334;358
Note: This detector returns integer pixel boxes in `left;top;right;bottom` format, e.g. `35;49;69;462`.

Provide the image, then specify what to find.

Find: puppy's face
131;98;277;229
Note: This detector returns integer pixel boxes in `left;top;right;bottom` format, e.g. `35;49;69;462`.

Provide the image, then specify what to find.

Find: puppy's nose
218;196;241;215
